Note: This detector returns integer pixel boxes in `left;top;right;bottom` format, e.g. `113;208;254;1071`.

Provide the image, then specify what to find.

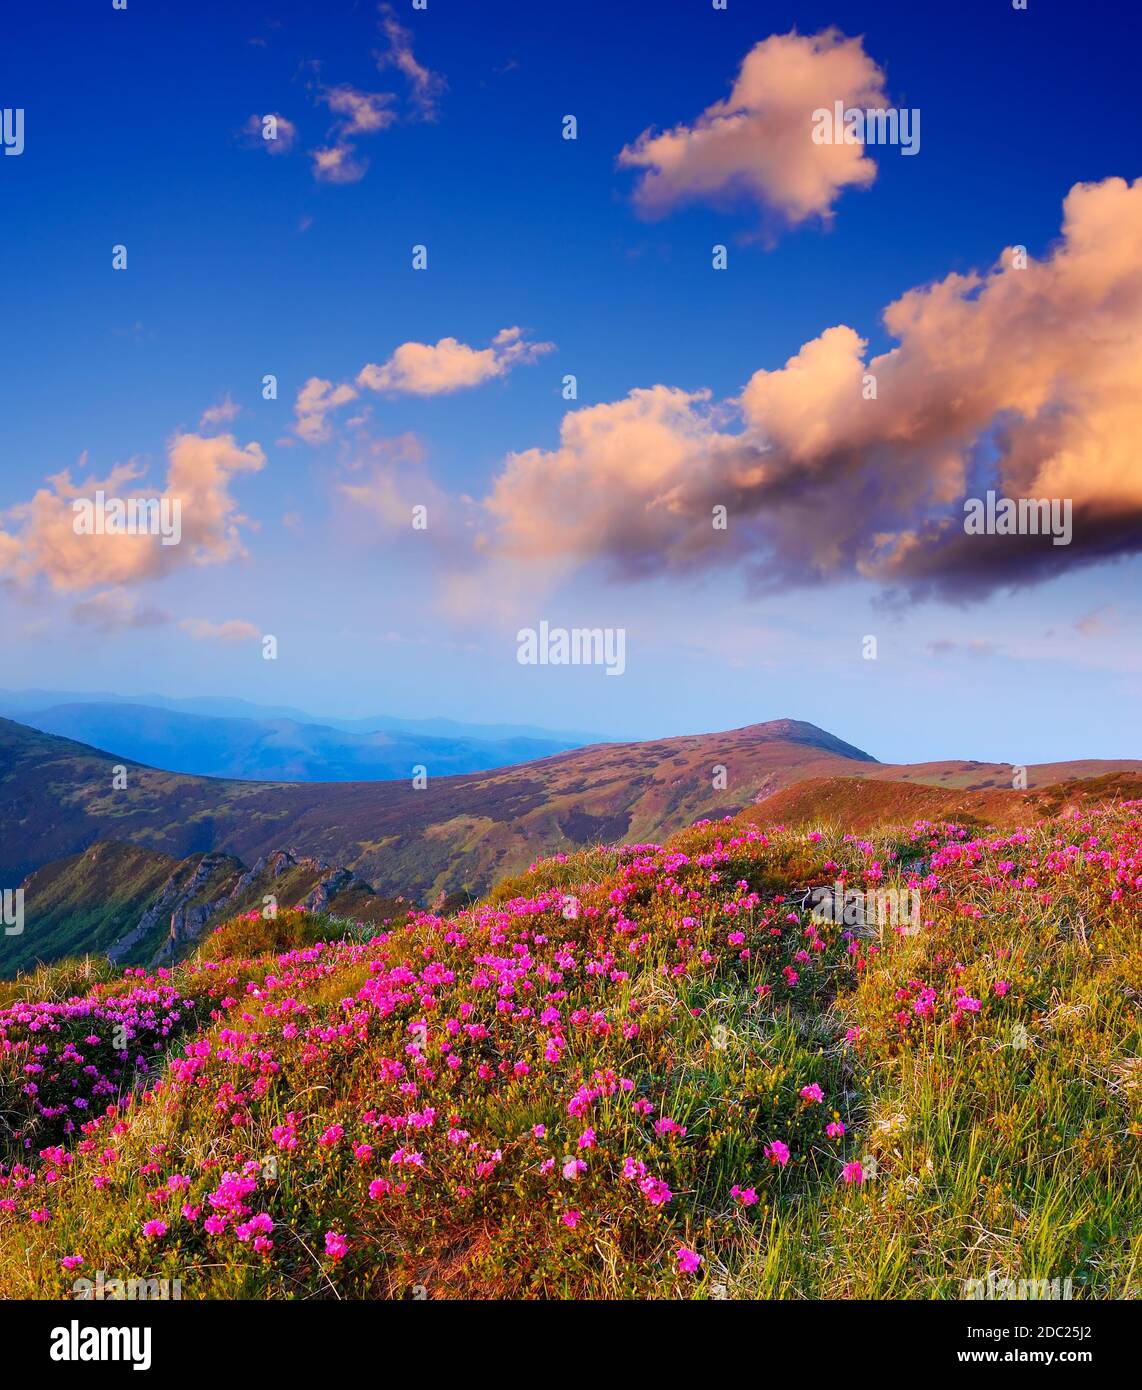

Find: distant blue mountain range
0;689;603;782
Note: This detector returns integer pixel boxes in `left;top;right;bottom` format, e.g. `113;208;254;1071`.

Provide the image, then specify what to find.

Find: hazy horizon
2;682;1139;770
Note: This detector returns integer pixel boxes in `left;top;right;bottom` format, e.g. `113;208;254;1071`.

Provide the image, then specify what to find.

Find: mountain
11;702;582;782
2;713;1140;977
4;713;1139;920
3;840;409;977
0;714;876;898
0;688;600;745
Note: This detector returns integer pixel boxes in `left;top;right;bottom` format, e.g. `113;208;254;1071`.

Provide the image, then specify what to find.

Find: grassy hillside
1;795;1138;1298
744;771;1142;833
3;842;185;975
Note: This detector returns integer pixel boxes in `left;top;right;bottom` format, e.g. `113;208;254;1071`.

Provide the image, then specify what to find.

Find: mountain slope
0;715;877;898
2;715;1139;912
744;770;1142;833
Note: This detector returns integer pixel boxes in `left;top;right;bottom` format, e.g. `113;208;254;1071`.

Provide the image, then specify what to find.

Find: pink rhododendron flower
654;1117;687;1138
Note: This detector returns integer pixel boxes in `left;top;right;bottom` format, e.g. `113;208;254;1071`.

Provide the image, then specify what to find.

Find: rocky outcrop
108;853;242;964
107;848;378;965
300;866;360;913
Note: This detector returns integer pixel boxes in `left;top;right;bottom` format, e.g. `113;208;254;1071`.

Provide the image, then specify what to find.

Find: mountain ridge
0;687;602;745
13;700;582;782
3;714;1140;918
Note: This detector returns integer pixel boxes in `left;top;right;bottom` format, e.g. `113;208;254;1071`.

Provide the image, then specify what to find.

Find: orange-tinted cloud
310;142;369;185
618;29;886;231
310;86;396;184
483;177;1142;601
322;85;396;136
356;327;553;397
294;377;360;444
294;329;552;445
308;11;444;185
180;617;261;643
241;113;298;154
0;432;265;595
485;385;728;577
200;394;240;429
377;3;445;120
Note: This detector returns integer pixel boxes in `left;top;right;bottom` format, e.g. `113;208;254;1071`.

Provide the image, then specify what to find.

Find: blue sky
1;0;1140;763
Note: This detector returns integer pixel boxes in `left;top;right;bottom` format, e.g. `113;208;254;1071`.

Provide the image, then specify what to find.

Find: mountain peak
736;719;879;764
